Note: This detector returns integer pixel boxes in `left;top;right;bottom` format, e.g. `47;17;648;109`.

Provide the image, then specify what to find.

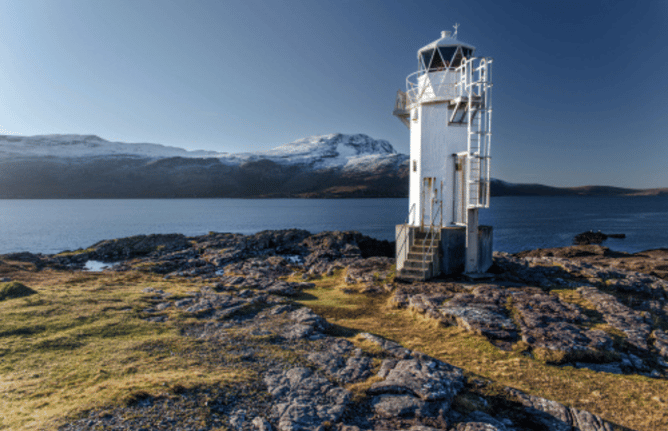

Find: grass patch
0;269;249;430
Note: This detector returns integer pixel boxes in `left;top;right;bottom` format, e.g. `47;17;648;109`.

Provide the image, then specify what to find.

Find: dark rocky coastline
3;230;668;430
574;231;627;245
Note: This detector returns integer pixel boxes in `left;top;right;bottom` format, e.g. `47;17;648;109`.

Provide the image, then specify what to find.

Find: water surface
1;196;667;255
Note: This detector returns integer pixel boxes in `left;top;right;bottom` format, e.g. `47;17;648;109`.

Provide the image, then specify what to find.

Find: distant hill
490;179;668;197
0;134;665;198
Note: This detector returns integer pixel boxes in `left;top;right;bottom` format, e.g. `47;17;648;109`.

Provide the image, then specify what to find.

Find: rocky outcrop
439;285;517;341
511;289;613;362
368;356;463;418
577;286;652;352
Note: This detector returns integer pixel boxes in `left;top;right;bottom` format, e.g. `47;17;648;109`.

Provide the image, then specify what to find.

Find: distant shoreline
1;184;668;200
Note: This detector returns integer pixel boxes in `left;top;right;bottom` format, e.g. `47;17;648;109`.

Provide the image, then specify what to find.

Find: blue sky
0;0;666;188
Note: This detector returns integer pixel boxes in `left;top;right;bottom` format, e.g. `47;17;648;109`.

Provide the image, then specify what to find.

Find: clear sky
0;0;666;188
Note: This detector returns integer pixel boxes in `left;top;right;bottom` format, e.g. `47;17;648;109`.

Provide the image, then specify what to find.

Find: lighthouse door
453;153;467;225
421;177;441;230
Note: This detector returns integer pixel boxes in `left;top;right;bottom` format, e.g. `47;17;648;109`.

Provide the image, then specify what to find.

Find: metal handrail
396;203;416;265
421;200;442;275
404;65;467;106
394;90;407;112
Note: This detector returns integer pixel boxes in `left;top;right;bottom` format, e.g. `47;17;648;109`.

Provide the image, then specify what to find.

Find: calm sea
1;196;667;255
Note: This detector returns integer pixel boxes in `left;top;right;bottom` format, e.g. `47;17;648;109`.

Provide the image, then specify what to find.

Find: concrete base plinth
396;224;493;278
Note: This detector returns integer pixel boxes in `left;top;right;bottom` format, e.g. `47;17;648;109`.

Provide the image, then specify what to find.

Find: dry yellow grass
0;269;249;430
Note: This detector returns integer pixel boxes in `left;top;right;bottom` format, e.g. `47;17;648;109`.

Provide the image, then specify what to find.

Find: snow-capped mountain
0;133;409;198
0;133;406;173
225;134;401;171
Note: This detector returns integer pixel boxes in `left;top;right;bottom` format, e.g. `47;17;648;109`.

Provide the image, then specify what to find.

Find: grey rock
264;367;350;431
269;304;294;315
461;411;513;430
503;289;615;359
174;298;195;308
288;308;329;333
344;256;394;284
506;387;614;431
455;424;502;431
282;323;314;341
439;305;516;340
455;423;504;431
238;289;255;297
653;329;668;358
155;302;172;311
252;417;273;431
335;355;373;383
369;357;463;403
371;394;427;418
358;332;412;359
306;338;372;383
229;409;246;430
265;281;312;297
224;275;246;285
456;411;512;430
409;426;443;431
437;286;517;340
578;286;652;351
377;359;398;378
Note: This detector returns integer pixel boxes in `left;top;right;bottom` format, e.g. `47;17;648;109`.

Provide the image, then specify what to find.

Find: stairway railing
396;203;416;271
421;200;442;277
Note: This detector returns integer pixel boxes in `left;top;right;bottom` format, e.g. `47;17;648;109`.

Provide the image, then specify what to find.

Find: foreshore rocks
574;231;626;245
5;232;668;430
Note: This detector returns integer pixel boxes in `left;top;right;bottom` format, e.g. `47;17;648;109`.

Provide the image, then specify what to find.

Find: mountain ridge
1;133;666;198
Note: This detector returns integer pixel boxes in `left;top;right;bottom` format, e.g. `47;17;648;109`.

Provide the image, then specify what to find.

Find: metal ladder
455;57;493;212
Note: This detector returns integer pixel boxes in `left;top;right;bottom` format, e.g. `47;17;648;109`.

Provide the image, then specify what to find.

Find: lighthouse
394;26;493;280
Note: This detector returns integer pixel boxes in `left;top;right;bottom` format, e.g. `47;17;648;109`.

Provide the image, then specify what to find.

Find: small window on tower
438;47;457;68
429;49;445;71
451;47;464;68
413;160;417;172
420;51;434;73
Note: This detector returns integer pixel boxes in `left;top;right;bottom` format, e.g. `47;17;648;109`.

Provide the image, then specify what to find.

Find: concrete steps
397;231;440;281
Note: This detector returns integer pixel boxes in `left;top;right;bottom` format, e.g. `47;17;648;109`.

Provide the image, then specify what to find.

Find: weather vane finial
453;23;459;38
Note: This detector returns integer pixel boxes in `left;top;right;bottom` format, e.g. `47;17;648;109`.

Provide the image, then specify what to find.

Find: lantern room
418;30;474;73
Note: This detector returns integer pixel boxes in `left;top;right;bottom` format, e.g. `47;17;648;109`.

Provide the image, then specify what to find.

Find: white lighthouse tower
394;26;493;280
